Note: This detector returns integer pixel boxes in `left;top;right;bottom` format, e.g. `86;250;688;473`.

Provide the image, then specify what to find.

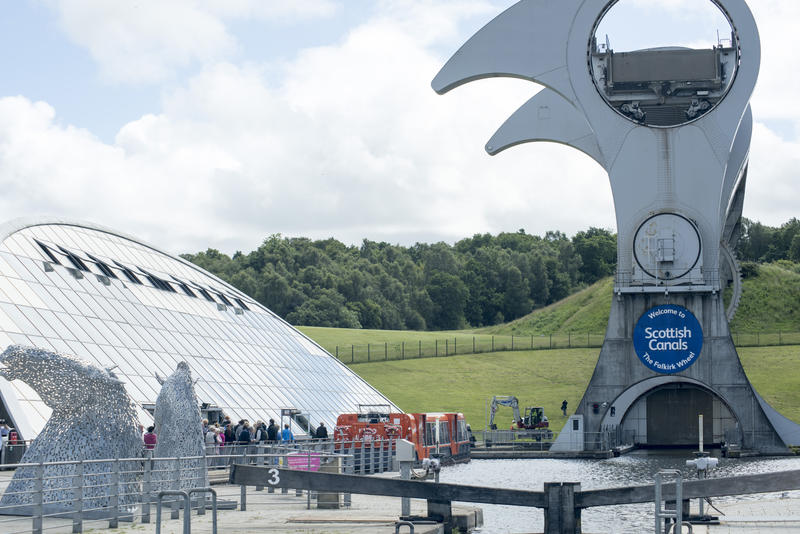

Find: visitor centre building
0;218;397;440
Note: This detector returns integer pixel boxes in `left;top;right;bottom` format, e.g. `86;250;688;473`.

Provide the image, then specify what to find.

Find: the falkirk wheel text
434;0;800;452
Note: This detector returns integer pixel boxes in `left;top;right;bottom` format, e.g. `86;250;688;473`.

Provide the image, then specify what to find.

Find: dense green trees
183;227;617;330
182;218;799;330
736;218;800;263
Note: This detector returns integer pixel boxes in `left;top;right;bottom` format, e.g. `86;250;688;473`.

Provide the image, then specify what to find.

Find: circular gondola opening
590;1;739;127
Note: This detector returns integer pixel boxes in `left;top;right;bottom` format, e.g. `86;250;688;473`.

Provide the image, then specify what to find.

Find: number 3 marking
267;468;280;486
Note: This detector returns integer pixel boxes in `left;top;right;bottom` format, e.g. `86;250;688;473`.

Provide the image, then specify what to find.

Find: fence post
473;336;476;353
385;342;388;360
109;459;120;529
336;346;339;359
142;452;152;523
446;339;448;356
368;344;371;362
256;445;265;491
344;444;353;507
419;340;422;357
33;462;43;534
454;337;457;355
568;332;571;348
73;460;83;534
171;458;181;519
757;332;760;345
402;341;405;360
543;482;581;534
281;450;289;495
351;345;354;363
435;340;438;357
492;336;495;352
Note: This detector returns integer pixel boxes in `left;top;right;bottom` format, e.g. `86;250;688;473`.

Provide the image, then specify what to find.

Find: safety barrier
0;448;351;534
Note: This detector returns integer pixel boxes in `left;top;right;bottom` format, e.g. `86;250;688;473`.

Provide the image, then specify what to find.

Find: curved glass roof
0;219;397;440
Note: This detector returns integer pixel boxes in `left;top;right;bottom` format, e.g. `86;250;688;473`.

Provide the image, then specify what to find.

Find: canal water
438;450;800;533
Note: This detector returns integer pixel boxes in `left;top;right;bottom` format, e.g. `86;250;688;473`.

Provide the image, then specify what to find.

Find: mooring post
427;499;453;528
544;482;581;534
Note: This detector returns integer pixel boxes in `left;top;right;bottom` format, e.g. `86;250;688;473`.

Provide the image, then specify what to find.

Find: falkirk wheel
433;0;800;453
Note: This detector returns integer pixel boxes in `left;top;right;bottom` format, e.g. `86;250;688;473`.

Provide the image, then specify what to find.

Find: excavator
488;395;553;440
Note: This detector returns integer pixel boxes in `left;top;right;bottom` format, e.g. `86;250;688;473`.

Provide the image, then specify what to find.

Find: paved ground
689;495;800;534
2;469;800;533
0;482;447;534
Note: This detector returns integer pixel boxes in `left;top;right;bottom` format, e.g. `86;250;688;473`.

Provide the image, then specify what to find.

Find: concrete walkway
0;483;448;534
689;495;800;534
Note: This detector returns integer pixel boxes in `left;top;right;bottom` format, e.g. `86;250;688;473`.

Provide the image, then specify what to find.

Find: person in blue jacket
281;423;294;442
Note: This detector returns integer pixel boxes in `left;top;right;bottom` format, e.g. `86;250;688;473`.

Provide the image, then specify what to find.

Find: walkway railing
0;447;355;534
204;437;397;476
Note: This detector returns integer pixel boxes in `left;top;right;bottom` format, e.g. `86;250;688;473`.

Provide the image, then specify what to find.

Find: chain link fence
329;331;800;364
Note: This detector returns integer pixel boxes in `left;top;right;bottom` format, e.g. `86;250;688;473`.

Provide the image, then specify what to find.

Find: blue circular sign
633;304;703;374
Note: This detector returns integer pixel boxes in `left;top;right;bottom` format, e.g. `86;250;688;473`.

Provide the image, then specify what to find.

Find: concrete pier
0;469;480;534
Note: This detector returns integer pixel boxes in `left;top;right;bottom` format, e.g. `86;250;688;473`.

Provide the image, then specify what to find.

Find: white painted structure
434;0;798;452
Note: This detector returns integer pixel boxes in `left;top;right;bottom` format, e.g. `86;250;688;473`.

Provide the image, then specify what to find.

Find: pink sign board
287;452;321;471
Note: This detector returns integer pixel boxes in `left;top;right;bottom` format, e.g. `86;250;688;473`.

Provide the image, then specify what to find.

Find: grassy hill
728;262;800;332
298;262;800;350
478;277;613;336
348;346;800;434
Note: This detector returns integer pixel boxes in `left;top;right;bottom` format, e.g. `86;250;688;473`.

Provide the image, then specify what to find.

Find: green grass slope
349;346;800;433
297;262;800;354
729;262;800;332
479;278;613;336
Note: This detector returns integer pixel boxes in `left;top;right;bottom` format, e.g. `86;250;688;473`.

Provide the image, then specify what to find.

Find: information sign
633;304;703;374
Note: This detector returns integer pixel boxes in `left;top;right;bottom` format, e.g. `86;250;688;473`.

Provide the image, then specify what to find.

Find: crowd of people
141;415;332;451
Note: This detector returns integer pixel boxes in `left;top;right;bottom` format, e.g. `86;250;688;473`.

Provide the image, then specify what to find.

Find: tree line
181;218;797;331
735;218;800;263
182;228;616;330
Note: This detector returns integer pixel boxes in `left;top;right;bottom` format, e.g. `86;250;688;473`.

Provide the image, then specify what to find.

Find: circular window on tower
590;0;739;127
633;213;701;282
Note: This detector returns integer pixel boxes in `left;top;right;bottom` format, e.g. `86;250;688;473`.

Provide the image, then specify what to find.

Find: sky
0;0;797;256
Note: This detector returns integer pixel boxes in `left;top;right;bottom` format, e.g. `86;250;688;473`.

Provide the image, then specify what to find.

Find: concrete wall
577;291;788;454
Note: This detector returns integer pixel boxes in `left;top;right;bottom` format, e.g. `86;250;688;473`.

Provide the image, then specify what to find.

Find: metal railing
203;438;398;476
327;331;800;364
480;428;634;452
0;447;356;534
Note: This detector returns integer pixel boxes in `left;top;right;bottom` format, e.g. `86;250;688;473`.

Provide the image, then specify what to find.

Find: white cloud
746;122;800;226
0;0;794;256
44;0;339;84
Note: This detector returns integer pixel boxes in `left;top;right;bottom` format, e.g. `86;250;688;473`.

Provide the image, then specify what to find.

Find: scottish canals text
643;326;692;351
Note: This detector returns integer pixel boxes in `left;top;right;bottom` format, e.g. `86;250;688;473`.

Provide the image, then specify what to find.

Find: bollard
543;482;581;534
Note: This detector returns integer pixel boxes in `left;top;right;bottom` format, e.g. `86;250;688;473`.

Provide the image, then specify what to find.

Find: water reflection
439;451;800;534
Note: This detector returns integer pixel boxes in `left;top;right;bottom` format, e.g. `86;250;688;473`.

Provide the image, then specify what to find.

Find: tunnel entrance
646;387;713;446
621;383;738;448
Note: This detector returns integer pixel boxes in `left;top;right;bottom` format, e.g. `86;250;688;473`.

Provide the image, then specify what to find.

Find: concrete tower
433;0;800;453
